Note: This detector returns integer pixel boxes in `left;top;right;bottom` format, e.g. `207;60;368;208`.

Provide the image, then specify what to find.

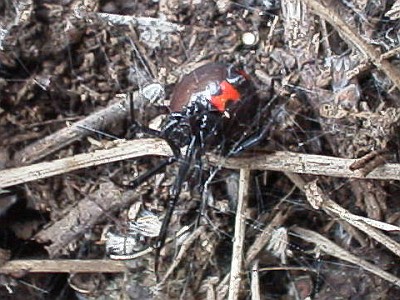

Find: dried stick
302;0;400;91
0;259;129;274
208;152;400;180
4;146;400;189
0;138;173;189
291;226;400;287
304;180;400;257
228;169;250;300
250;260;261;300
287;173;400;254
34;182;140;257
245;211;288;265
217;207;289;299
13;83;164;165
158;226;206;285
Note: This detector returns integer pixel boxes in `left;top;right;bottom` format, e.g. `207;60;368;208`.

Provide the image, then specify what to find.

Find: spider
125;62;277;276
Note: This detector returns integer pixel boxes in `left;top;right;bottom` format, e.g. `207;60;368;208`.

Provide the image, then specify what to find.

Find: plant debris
1;0;400;299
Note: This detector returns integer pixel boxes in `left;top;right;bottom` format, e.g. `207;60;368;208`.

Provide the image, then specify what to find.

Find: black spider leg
193;118;216;226
129;121;182;158
229;95;282;156
154;135;197;280
190;113;208;196
123;157;177;189
228;118;275;156
110;121;181;190
117;121;181;189
128;93;181;158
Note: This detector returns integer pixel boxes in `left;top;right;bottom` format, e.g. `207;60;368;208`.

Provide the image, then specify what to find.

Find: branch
2;141;400;189
292;226;400;287
13;83;164;165
228;169;250;300
0;138;173;189
208;152;400;180
0;259;129;274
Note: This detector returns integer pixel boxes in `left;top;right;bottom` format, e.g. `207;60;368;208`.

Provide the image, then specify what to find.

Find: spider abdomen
170;63;229;113
164;62;256;149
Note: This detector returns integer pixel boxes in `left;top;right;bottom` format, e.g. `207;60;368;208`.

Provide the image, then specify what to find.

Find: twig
349;150;387;176
291;226;400;287
34;182;140;257
0;259;129;274
4;146;400;189
228;169;250;300
0;138;173;189
245;211;288;265
208;152;400;180
216;274;230;300
381;46;400;60
287;173;400;254
217;209;289;299
302;0;400;91
250;260;260;300
158;226;206;286
304;180;400;257
13;83;164;165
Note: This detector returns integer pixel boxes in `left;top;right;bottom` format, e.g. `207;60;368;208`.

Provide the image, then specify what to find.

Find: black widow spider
126;62;278;276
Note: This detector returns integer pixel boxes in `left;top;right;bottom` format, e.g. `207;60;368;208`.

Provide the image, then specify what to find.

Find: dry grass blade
304;180;400;257
291;226;400;287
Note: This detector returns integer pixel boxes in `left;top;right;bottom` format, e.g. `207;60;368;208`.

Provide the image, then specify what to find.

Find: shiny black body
129;63;272;280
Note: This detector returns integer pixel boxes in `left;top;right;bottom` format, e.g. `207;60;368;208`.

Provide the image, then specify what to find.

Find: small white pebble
242;32;259;46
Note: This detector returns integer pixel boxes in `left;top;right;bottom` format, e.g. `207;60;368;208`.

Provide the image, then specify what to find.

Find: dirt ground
1;0;400;299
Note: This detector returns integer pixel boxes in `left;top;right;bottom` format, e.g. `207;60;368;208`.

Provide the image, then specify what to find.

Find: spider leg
112;123;181;188
118;157;177;189
154;136;197;281
128;121;181;158
228;118;275;156
229;103;283;156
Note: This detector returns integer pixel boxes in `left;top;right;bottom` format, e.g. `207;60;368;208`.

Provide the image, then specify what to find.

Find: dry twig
304;180;400;257
228;169;250;300
291;226;400;287
0;138;173;189
209;152;400;180
0;259;129;274
217;209;289;299
12;84;164;166
250;260;260;300
3;144;400;190
158;226;206;286
34;182;140;257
